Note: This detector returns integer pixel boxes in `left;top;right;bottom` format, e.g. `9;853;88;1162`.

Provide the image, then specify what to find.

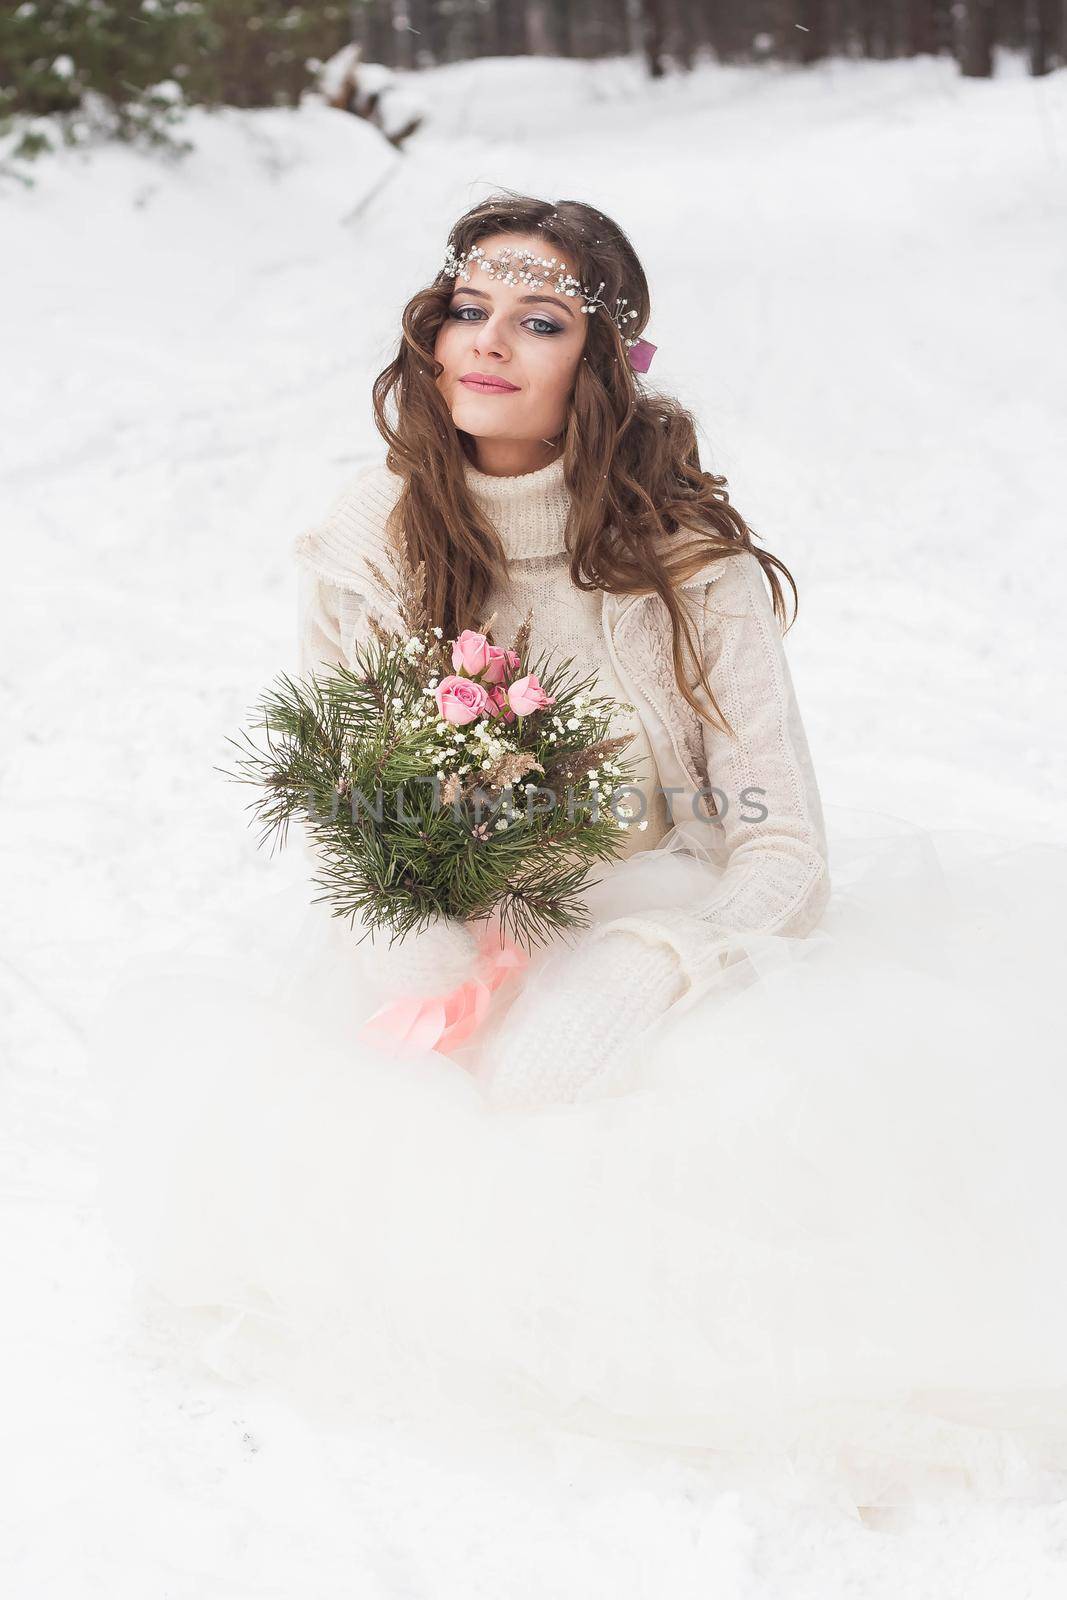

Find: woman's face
434;231;588;476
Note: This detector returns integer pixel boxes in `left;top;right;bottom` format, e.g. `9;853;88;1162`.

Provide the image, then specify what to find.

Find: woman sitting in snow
91;192;1067;1506
295;192;830;1106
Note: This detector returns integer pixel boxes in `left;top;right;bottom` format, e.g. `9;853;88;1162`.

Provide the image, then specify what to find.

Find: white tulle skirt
86;801;1067;1509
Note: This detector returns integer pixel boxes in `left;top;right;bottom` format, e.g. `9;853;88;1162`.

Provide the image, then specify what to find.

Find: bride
90;193;1067;1509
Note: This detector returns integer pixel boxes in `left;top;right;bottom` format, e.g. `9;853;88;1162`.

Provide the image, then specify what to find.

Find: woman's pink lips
460;376;519;393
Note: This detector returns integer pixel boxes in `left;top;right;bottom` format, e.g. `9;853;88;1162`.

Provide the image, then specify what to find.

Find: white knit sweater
294;450;830;999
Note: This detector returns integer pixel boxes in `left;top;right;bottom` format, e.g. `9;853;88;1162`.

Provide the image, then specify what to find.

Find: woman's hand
485;929;686;1109
356;916;480;999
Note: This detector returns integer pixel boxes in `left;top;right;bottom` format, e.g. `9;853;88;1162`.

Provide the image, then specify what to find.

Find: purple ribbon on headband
627;338;657;374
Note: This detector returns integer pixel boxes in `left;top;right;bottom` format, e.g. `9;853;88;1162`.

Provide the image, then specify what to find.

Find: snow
3;50;1067;1595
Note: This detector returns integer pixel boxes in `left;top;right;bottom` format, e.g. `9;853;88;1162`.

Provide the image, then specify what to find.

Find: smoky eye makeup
448;303;565;336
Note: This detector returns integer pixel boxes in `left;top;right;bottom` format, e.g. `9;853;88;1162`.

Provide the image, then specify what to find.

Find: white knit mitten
356;916;480;999
485;930;686;1109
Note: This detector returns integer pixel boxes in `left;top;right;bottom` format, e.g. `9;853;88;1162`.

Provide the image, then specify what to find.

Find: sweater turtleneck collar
462;450;570;561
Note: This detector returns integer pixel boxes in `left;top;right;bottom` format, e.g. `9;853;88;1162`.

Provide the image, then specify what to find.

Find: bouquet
221;557;646;954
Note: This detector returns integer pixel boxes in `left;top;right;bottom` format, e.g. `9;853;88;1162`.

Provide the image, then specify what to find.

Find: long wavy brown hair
370;190;797;735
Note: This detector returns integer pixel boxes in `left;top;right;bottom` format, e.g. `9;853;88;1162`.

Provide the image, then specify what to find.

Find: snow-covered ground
3;48;1067;1595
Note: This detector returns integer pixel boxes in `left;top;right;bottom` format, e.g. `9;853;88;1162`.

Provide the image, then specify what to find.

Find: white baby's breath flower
566;717;580;731
432;626;443;638
494;819;509;831
638;820;648;830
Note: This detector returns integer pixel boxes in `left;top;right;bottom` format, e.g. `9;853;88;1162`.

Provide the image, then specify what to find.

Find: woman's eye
448;306;561;336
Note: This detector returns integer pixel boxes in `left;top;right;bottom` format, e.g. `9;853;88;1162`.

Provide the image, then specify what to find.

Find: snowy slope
2;53;1067;1596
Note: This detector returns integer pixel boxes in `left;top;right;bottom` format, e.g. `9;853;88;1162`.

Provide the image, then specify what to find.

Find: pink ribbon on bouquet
358;927;527;1059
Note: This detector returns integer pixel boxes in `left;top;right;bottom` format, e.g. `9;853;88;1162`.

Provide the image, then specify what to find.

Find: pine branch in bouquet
217;666;369;857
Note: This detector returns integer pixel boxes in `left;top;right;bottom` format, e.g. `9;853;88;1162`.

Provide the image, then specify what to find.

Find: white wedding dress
86;797;1067;1508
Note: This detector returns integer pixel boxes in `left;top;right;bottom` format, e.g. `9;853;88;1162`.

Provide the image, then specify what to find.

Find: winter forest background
3;1;1067;1595
1;0;1064;166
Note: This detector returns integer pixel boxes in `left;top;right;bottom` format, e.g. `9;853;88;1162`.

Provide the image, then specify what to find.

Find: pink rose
435;674;490;725
486;685;517;723
451;630;492;678
481;645;522;686
506;673;555;717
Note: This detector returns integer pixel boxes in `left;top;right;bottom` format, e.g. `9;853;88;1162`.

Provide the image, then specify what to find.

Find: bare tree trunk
564;0;622;57
405;0;434;66
525;0;555;54
392;0;414;70
883;0;902;52
620;0;645;54
904;0;937;52
670;0;696;68
858;0;878;55
360;0;396;68
797;0;830;60
489;0;528;55
706;0;759;60
1024;0;1060;69
873;0;894;56
552;0;578;56
957;0;997;72
641;0;669;75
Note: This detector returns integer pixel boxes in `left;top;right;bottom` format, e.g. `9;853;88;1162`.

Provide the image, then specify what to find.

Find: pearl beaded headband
440;242;657;374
